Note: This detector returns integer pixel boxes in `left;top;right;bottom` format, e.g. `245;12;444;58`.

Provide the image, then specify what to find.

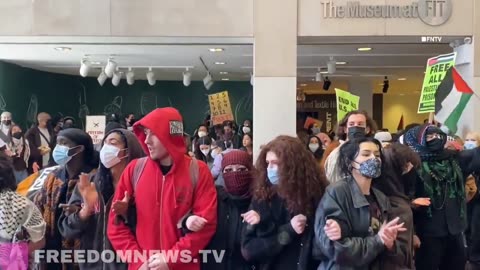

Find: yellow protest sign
417;52;456;113
208;91;235;125
335;88;360;122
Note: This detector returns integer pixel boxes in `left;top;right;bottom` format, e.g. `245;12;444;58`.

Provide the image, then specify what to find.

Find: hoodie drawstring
155;167;160;206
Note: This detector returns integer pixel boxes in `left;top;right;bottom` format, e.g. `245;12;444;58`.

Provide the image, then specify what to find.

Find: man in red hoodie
108;107;217;270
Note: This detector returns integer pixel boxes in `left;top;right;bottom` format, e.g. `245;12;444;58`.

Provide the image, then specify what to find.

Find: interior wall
382;93;428;132
0;61;253;134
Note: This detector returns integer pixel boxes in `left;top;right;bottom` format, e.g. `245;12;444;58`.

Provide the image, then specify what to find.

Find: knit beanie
221;150;253;197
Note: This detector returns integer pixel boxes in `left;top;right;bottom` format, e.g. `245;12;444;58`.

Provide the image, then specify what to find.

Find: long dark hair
0;154;16;192
253;135;328;218
95;129;145;201
338;137;383;177
194;136;213;163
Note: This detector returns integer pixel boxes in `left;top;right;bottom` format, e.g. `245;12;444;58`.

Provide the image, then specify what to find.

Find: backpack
129;157;200;229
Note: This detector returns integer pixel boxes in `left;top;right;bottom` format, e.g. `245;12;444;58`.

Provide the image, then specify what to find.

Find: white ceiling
0;41;452;91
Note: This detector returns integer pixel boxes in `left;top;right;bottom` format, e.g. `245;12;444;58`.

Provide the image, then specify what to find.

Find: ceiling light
398;78;407;81
300;84;307;87
357;47;372;51
320;71;329;74
327;61;336;74
203;72;213;90
220;72;228;75
183;68;192;87
90;61;101;65
97;69;107;86
336;61;347;65
215;62;226;65
221;78;230;81
79;59;90;77
54;47;71;51
382;76;389;93
323;77;331;91
126;68;135;85
146;68;156;86
209;48;224;52
112;71;123;87
105;59;117;78
315;68;323;82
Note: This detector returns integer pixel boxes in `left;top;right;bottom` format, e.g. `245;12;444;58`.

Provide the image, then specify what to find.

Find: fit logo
418;0;452;26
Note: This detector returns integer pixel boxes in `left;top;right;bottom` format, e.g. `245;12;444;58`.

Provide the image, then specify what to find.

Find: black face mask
12;132;23;139
347;126;366;140
427;138;444;152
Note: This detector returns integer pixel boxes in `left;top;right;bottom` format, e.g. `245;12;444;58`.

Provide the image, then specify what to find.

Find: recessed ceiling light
54;47;71;51
221;78;230;81
90;61;101;65
398;78;407;81
209;48;224;52
336;61;347;65
215;62;226;65
357;47;372;52
300;84;307;87
320;71;329;74
219;71;228;75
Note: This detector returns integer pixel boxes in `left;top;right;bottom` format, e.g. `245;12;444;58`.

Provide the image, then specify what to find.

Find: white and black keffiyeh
0;190;45;242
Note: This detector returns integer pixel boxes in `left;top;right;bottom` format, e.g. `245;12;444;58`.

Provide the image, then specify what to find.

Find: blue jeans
14;170;28;184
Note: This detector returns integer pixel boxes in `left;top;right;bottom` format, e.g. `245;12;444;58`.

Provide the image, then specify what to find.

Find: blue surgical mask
53;145;81;166
464;141;477;150
267;167;279;185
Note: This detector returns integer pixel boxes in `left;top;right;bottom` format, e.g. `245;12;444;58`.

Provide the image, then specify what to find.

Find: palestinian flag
435;67;474;135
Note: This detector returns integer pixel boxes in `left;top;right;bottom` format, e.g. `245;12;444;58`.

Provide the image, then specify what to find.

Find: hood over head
133;107;186;164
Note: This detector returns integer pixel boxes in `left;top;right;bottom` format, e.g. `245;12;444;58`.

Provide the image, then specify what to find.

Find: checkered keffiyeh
0;190;46;243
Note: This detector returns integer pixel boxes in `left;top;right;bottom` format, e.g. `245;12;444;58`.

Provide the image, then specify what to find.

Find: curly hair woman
241;135;328;270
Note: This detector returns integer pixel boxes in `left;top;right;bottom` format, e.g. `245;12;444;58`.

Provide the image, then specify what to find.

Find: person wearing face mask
182;150;256;270
239;119;252;136
194;136;215;169
404;124;480;270
308;123;322;136
25;112;56;174
217;121;242;150
241;136;328;270
322;110;378;183
58;128;145;270
7;125;31;183
29;128;99;270
314;137;406;270
192;124;216;153
373;143;430;269
307;135;324;164
0;111;14;143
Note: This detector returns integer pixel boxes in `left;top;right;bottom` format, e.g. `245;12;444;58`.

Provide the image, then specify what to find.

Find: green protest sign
417;52;456;113
335;88;360;122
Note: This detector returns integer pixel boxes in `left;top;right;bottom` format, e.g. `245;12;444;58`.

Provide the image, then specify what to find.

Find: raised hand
77;173;99;220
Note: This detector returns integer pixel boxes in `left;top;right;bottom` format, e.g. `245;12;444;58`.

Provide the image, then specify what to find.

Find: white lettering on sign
169;121;184;136
421;36;443;43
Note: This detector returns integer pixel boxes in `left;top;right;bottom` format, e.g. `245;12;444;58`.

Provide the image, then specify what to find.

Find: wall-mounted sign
321;0;452;26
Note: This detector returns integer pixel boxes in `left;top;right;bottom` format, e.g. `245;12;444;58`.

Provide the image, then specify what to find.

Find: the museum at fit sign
321;0;452;26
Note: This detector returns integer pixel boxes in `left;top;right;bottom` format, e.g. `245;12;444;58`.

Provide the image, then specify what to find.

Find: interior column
252;0;298;160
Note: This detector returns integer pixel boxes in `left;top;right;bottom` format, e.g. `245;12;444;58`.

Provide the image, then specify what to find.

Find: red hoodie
107;107;217;270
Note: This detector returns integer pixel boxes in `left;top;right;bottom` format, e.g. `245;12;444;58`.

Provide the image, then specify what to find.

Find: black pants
415;234;466;270
468;199;480;268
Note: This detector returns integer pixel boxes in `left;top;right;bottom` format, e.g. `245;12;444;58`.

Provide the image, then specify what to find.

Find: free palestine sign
321;0;452;26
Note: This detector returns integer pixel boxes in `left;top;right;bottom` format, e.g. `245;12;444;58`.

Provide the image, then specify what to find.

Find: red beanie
221;150;253;197
222;150;253;170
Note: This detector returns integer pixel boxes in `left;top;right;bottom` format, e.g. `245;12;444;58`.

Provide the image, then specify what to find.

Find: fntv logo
321;0;452;26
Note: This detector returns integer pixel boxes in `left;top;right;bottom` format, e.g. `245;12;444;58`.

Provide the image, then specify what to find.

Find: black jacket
201;186;255;270
414;147;480;237
241;194;318;270
58;178;127;270
313;178;402;270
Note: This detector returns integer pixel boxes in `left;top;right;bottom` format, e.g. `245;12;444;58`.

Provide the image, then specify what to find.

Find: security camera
464;37;472;44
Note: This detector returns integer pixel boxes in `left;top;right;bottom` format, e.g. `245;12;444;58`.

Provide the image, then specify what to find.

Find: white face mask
242;126;251;134
201;149;210;157
211;150;219;160
309;143;320;153
198;131;207;138
100;144;127;169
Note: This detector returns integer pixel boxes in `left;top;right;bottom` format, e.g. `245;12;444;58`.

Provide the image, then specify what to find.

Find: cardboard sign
208;91;234;125
86;115;106;145
418;52;456;113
